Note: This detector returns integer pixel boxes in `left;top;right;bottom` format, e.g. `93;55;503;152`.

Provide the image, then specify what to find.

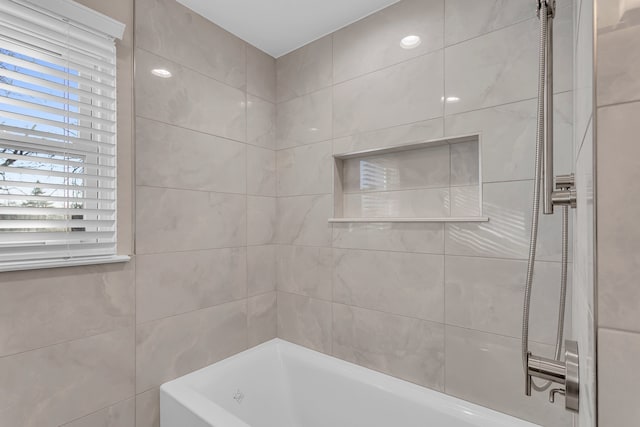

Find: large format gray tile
277;245;333;300
333;304;444;390
248;292;277;347
333;0;444;82
275;194;333;247
276;36;332;103
445;256;571;345
63;398;135;427
333;249;444;322
597;14;640;106
343;187;451;218
136;248;247;324
0;262;133;357
276;88;332;149
247;45;276;102
444;0;532;46
247;145;277;196
277;292;332;354
598;328;640;426
136;117;246;193
135;0;245;88
136;186;246;254
333;118;444;155
277;141;333;196
332;222;444;254
247;245;277;296
333;52;444;138
247;196;277;245
135;388;159;427
135;48;246;142
247;95;276;149
597;102;640;332
135;300;247;393
444;92;573;183
0;328;134;427
444;8;572;115
445;180;569;262
445;326;571;427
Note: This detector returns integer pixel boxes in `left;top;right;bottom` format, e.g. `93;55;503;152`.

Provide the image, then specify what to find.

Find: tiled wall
275;0;575;425
0;0;277;425
595;0;640;425
133;0;277;425
572;0;596;426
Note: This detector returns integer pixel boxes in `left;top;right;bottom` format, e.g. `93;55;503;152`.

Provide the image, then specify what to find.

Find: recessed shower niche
330;135;488;223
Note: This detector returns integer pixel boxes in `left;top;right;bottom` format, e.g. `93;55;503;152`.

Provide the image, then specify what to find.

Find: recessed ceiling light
400;35;422;49
151;68;172;78
309;127;319;132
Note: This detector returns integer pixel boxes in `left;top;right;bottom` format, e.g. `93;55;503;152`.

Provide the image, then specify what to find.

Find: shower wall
274;0;574;425
595;0;640;425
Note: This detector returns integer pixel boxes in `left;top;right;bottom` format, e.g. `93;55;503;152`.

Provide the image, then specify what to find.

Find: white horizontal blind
0;0;118;266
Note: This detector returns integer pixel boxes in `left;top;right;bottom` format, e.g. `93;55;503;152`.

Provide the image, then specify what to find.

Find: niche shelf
329;134;489;223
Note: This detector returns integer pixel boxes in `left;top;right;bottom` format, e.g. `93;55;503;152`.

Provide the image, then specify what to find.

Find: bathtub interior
161;339;539;427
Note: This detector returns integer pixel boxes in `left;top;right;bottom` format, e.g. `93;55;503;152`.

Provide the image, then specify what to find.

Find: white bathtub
160;338;538;427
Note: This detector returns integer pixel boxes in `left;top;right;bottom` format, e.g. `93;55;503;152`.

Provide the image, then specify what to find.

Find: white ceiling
176;0;401;58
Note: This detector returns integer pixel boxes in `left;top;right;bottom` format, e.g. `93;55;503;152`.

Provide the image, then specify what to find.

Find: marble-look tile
342;144;450;192
597;102;640;332
135;248;247;324
135;388;159;427
444;92;573;183
247;45;276;102
333;52;444;138
135;117;246;193
135;300;247;393
0;328;134;427
276;88;332;149
247;245;277;296
445;256;571;344
277;245;333;300
275;194;333;247
445;326;572;427
598;328;640;426
444;0;532;46
332;304;444;390
135;48;246;142
333;0;444;83
62;398;134;427
135;0;246;89
445;180;570;262
332;222;444;254
0;262;133;357
333;249;444;322
247;196;277;245
597;18;640;106
333;118;444;155
574;0;594;154
277;292;332;354
450;140;479;186
276;36;332;103
450;185;481;217
247;145;277;196
247;95;276;149
248;292;277;347
444;9;572;115
136;186;246;254
277;141;333;196
343;188;450;218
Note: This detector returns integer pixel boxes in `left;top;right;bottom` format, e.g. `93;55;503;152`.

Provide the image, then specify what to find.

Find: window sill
0;255;131;273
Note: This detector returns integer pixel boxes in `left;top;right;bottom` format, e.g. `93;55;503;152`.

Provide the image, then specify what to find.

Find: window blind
0;0;118;268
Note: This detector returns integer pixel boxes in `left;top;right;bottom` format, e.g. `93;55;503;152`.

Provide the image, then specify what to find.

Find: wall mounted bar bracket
526;340;580;412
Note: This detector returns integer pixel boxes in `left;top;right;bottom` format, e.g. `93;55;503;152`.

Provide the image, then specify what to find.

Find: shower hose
521;0;570;392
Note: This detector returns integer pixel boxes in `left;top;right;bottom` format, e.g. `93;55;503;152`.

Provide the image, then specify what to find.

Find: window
0;0;126;271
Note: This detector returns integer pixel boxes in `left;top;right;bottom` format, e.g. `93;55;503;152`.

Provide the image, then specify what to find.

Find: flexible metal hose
522;0;570;394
